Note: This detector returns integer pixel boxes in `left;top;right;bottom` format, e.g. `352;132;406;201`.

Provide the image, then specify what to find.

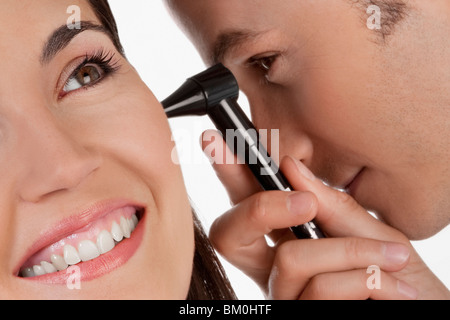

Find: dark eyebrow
40;21;113;64
211;30;263;64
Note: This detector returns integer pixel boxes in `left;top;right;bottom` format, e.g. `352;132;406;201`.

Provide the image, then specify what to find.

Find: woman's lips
16;200;145;283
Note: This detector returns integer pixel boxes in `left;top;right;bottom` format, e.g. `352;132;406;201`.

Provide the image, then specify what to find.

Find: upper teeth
20;213;139;278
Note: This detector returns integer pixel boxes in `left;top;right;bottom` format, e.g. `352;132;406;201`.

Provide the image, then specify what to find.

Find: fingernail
287;192;313;215
290;156;315;181
397;280;418;299
200;131;216;164
383;243;410;265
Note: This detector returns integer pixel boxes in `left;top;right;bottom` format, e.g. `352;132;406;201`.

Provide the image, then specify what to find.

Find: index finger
201;129;262;204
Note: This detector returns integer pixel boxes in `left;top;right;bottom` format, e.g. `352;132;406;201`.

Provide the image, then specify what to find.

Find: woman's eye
63;64;103;93
58;50;120;99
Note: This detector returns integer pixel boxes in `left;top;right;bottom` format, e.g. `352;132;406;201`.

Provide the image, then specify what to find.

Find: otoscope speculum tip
161;64;239;118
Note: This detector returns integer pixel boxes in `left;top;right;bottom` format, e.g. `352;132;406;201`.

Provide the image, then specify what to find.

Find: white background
108;1;449;299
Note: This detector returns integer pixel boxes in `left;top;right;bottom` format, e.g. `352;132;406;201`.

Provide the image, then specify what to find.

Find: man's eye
249;54;278;73
63;64;103;93
247;53;281;83
251;55;276;72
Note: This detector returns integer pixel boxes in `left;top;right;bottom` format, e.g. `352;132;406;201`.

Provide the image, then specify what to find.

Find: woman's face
0;0;194;299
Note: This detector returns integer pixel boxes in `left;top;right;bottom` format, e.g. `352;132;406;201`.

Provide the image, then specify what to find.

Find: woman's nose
15;112;102;203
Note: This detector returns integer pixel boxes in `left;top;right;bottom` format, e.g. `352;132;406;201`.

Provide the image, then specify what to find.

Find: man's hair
351;0;409;41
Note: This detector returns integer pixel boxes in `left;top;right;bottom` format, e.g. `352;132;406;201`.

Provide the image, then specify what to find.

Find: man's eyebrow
40;21;113;64
211;30;263;64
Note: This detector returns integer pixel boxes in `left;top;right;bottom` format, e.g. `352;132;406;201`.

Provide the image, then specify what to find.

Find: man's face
168;0;450;240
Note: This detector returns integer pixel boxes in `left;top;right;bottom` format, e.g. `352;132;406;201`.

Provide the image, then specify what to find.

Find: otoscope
162;64;325;240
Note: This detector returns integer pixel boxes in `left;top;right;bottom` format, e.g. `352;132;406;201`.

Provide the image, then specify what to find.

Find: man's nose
247;94;314;167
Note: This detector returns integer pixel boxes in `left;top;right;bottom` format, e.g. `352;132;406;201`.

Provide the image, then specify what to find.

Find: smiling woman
0;0;235;299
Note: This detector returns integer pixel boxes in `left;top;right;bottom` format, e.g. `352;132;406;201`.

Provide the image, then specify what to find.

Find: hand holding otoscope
162;64;324;240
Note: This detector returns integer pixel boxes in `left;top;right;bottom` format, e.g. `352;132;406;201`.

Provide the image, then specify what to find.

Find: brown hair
86;0;236;300
189;212;237;299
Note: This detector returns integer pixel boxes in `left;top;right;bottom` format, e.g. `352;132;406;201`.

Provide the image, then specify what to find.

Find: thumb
281;156;407;242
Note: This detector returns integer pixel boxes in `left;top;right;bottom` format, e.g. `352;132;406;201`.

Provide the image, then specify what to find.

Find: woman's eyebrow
40;21;113;64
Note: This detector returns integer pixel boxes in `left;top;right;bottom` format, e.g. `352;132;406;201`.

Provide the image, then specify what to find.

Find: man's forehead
165;0;276;64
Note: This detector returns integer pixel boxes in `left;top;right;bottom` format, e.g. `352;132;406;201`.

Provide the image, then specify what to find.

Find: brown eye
76;65;101;85
58;49;120;99
64;64;102;93
250;55;277;73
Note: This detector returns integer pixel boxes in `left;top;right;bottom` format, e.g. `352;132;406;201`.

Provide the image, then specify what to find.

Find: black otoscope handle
208;98;325;240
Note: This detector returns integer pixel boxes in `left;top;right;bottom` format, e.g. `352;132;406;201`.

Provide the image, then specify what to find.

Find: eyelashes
247;53;280;83
58;48;121;99
249;55;277;72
